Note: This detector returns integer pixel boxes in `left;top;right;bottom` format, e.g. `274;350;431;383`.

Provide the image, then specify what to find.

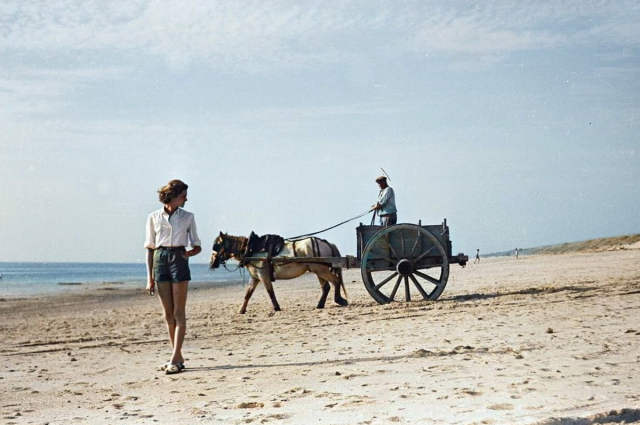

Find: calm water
0;262;244;298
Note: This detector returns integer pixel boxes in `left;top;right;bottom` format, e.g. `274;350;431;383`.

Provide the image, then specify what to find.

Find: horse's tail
336;266;348;301
329;242;348;301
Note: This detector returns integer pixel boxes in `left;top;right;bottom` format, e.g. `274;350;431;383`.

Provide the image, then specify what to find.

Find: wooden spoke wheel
361;224;450;304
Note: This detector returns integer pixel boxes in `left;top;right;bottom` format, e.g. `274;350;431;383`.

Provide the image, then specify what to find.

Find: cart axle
396;259;414;276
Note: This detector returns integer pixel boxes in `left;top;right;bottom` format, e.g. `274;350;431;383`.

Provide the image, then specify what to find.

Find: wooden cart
354;220;467;304
262;219;467;304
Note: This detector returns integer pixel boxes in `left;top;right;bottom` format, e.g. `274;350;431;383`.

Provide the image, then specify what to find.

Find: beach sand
1;249;639;424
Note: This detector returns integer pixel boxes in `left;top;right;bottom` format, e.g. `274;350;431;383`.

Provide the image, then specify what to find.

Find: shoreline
0;279;249;303
0;276;246;301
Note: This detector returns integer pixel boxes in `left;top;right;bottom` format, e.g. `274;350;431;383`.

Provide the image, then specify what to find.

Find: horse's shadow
181;345;515;373
184;355;406;373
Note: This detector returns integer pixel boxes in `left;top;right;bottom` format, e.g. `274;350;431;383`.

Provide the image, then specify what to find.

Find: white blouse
144;207;202;249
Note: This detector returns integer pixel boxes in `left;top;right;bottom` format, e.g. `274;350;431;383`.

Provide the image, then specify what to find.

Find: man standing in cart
372;176;397;227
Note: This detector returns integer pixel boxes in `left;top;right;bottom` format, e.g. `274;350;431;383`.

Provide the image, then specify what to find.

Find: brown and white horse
209;232;348;314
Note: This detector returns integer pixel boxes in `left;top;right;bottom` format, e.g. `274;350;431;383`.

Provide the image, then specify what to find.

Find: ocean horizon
0;261;244;298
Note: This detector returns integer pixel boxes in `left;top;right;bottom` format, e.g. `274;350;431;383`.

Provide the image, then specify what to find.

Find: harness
213;233;284;281
246;232;285;259
212;233;338;280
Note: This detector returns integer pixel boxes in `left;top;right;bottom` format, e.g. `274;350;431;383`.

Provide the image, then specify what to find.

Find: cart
354;220;467;304
262;219;467;304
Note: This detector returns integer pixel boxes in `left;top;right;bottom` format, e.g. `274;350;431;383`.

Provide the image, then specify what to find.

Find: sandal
165;363;182;375
157;362;172;371
158;362;185;372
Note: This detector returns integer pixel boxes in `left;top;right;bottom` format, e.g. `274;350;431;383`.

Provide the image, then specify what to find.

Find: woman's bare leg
169;281;189;365
157;282;176;351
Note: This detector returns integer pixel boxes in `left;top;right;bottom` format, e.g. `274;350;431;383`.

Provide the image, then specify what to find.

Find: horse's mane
222;234;248;256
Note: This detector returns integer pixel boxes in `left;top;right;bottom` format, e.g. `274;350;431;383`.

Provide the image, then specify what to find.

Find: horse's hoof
238;310;246;314
336;299;349;307
316;304;325;309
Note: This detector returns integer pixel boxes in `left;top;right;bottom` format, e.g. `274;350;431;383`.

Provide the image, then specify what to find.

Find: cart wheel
361;224;450;304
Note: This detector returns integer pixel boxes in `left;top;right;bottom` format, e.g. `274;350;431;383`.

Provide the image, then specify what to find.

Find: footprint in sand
460;389;483;396
487;403;514;410
236;402;264;409
279;387;313;399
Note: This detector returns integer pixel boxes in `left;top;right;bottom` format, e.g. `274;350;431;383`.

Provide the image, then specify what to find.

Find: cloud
1;0;638;121
1;1;638;73
411;1;640;58
0;66;126;118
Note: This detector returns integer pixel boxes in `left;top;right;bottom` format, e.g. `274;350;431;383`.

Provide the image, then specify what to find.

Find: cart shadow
535;408;640;425
444;284;596;302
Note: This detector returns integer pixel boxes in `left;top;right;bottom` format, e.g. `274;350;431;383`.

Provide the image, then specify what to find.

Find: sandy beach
1;249;639;424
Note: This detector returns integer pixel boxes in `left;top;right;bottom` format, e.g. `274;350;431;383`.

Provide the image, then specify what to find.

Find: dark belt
157;246;186;251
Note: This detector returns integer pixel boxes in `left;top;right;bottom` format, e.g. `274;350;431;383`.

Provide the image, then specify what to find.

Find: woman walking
144;179;202;374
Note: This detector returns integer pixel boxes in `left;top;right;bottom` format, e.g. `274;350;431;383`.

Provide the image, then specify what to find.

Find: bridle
210;234;248;269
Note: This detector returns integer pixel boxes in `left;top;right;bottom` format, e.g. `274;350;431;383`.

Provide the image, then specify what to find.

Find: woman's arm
186;214;202;258
146;248;155;294
186;246;202;258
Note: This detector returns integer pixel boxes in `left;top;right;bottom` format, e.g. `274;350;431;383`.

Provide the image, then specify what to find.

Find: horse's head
210;232;248;269
209;232;228;269
209;232;248;269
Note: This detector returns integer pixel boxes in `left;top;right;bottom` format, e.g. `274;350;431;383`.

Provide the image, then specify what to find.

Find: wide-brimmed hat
375;176;387;182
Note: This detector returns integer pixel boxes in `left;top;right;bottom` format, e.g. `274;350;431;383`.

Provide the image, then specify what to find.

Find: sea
0;262;245;298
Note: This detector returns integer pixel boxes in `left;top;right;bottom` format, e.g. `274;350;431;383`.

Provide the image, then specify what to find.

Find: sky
1;0;639;263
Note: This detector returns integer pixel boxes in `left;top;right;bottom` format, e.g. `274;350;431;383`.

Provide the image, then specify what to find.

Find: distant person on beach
371;176;397;227
515;248;519;259
474;249;480;264
144;179;202;375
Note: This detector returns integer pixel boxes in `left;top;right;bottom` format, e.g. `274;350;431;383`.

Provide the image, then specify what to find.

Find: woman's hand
184;246;202;260
146;278;155;296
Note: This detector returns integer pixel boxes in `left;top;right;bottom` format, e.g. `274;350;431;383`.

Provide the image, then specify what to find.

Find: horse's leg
317;277;330;309
333;267;348;306
262;276;282;312
313;267;348;307
239;277;260;314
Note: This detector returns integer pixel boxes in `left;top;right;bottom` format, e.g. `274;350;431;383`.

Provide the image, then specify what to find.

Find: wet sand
1;249;639;424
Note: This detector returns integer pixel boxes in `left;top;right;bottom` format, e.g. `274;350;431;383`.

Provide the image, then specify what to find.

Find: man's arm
376;188;392;209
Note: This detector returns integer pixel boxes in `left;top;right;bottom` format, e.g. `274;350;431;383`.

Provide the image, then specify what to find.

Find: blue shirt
377;187;397;215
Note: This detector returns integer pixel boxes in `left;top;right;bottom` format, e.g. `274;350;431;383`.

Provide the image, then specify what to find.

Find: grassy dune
489;234;640;257
527;233;640;255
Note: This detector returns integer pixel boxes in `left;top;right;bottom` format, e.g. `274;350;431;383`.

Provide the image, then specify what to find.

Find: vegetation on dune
488;234;640;257
529;234;640;255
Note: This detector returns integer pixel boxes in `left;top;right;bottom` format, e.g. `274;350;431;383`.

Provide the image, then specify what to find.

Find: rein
223;262;243;272
287;208;373;241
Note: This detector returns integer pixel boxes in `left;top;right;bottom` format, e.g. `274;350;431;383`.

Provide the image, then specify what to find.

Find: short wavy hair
158;179;189;204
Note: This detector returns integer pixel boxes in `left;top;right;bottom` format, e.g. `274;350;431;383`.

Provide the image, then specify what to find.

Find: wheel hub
396;259;414;276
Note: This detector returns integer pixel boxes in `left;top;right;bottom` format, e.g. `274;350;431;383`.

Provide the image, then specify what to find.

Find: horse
209;232;348;314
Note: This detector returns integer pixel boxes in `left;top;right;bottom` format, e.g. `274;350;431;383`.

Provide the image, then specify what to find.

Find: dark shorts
380;213;397;227
153;247;191;283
